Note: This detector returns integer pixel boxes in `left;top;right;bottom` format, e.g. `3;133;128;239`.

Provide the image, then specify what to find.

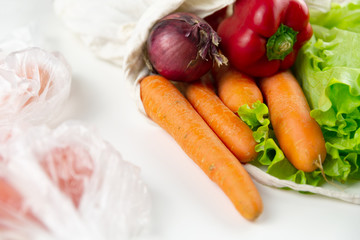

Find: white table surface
1;1;359;239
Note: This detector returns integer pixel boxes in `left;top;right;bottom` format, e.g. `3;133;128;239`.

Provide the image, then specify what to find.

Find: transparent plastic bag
0;47;71;126
0;121;151;240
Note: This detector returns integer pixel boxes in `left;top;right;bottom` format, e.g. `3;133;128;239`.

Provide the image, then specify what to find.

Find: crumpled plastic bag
0;47;71;126
53;0;360;204
0;121;150;240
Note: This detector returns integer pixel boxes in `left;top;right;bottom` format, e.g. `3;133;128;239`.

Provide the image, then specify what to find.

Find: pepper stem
266;24;298;61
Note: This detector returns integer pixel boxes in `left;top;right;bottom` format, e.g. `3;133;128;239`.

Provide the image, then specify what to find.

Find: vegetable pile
242;1;360;186
141;0;360;221
295;1;360;183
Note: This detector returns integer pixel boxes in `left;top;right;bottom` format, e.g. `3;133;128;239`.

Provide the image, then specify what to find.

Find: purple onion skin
146;12;226;82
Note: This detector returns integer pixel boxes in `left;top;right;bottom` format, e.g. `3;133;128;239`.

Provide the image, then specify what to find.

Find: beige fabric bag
54;0;360;204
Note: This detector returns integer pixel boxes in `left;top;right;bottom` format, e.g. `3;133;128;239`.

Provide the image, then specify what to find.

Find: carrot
0;177;24;225
41;145;93;208
184;76;258;163
0;177;43;229
19;66;51;106
140;75;263;221
213;65;263;112
259;70;327;172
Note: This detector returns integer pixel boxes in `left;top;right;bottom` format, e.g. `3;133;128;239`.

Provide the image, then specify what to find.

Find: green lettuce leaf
310;1;360;33
238;102;324;186
293;1;360;184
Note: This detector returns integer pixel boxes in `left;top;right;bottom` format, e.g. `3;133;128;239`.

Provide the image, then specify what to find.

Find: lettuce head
294;1;360;184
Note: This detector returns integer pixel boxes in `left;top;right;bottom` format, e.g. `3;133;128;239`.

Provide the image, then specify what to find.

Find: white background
1;0;359;239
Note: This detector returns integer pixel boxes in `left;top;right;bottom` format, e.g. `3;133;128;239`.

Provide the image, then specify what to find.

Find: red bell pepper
217;0;313;77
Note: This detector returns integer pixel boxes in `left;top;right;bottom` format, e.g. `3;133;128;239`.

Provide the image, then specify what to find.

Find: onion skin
146;12;227;82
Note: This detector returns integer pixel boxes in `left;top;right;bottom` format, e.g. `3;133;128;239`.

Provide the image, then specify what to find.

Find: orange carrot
140;75;262;221
184;77;258;163
0;178;43;229
41;145;93;208
259;70;327;172
0;177;25;227
213;65;263;112
20;66;51;106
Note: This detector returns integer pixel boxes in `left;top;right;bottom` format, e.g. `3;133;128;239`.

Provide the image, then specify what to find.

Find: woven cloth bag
54;0;360;204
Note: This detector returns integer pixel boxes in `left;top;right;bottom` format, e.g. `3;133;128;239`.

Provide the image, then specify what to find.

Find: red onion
146;12;227;82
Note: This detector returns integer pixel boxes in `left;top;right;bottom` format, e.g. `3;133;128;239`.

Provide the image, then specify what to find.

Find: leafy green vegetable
293;1;360;184
310;1;360;33
238;102;324;186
